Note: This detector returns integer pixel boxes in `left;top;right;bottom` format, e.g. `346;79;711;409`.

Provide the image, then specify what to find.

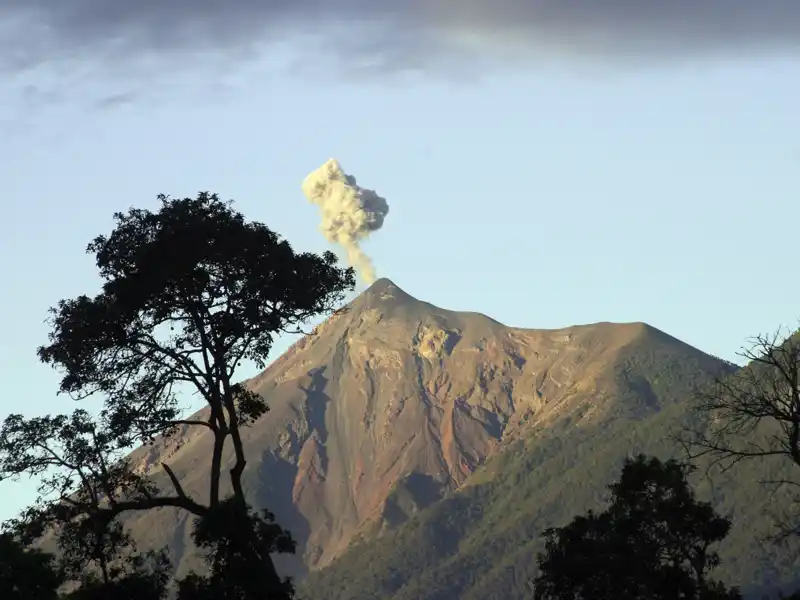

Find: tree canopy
532;454;742;600
0;532;63;600
0;192;355;599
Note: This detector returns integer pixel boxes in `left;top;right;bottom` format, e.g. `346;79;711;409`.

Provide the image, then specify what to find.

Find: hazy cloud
4;1;800;69
1;1;799;101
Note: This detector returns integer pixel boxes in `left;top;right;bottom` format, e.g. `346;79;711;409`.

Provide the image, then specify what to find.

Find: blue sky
0;4;799;521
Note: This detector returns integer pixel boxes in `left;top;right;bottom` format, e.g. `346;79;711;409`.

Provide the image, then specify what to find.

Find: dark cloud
1;1;799;83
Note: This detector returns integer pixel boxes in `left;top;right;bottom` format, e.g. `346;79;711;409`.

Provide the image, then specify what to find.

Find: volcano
120;278;741;588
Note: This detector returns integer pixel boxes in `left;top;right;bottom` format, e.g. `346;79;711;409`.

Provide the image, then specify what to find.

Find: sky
0;1;799;521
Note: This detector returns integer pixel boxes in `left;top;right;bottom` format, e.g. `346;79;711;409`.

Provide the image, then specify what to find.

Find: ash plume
302;159;389;285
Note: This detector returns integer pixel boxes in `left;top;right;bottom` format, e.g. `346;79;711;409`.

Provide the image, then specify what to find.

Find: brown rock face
122;278;692;579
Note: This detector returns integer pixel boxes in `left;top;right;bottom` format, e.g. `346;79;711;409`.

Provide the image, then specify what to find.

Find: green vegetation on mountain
301;332;800;600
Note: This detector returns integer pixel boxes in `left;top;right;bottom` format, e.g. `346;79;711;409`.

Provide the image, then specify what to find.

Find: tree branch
161;462;188;500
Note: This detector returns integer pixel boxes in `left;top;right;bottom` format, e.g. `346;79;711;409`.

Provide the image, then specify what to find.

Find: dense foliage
0;532;63;600
533;455;740;600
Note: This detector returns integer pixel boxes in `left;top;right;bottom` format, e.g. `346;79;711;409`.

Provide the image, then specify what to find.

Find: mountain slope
300;331;800;599
119;278;740;586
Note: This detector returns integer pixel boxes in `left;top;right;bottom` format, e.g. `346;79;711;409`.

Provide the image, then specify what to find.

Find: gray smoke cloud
2;1;800;79
302;159;389;285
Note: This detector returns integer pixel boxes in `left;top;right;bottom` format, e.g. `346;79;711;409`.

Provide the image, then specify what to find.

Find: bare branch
161;463;188;500
679;327;800;538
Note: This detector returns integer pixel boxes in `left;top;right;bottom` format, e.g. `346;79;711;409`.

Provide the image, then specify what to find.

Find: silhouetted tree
532;454;741;600
0;409;168;594
174;497;296;600
1;516;170;600
61;545;171;600
0;532;62;600
0;193;355;598
680;329;800;537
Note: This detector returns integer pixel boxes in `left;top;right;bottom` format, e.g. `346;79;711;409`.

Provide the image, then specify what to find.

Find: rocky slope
120;278;734;583
300;341;800;600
